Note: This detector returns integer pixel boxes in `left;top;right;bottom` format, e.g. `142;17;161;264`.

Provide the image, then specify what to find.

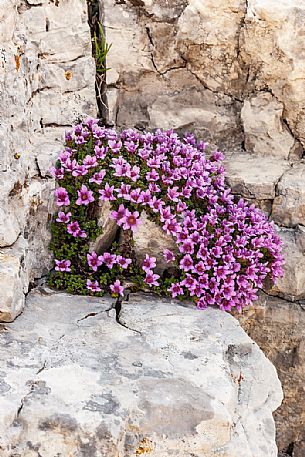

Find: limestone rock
242;0;305;147
176;0;247;96
90;201;118;254
0;237;28;322
267;226;305;301
0;0;96;317
0;289;282;456
235;293;305;456
272;163;305;227
128;212;178;275
224;154;290;200
241;93;295;159
103;0;244;150
0;207;20;247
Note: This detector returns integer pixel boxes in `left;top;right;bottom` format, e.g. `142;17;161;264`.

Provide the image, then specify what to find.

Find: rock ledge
0;289;282;457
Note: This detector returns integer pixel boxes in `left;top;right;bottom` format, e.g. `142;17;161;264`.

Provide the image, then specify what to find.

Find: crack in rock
36;361;46;375
115;297;142;335
76;304;115;325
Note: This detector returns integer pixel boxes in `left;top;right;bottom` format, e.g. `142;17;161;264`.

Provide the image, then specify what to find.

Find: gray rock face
225;154;290;201
268;227;305;301
90;201;118;254
0;289;282;457
235;293;305;457
272;163;305;228
241;92;296;159
126;212;178;275
0;0;96;320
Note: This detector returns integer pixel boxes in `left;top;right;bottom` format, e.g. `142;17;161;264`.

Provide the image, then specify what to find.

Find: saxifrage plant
49;118;284;311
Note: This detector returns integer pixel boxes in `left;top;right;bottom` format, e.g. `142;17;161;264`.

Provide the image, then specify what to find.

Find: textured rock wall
100;0;305;453
235;294;305;457
0;0;96;321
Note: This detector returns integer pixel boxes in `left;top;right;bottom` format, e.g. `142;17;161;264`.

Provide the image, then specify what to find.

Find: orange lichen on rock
65;70;73;80
135;438;154;455
14;54;20;71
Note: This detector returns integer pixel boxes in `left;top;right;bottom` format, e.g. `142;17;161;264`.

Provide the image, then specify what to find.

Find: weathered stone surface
128;212;178;275
224;154;290;200
103;0;243;150
0;238;28;322
241;92;296;159
0;288;282;456
242;0;305;147
272;162;305;227
235;293;305;456
0;0;96;317
0;207;20;248
91;201;118;254
176;0;246;96
103;0;305;156
267;226;305;301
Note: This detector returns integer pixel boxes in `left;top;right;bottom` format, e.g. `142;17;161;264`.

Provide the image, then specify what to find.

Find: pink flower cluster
52;118;284;309
87;251;131;271
142;254;160;287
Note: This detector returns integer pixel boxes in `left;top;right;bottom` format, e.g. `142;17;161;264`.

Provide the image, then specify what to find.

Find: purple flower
83;155;97;168
163;249;176;263
108;139;122;153
181;274;197;290
55;187;70;206
176;201;187;213
89;170;106;185
144;270;160;287
163;219;181;236
101;252;116;269
146;169;159;182
87;251;103;272
116;183;131;200
122;210;140;232
64;159;77;173
148;183;161;193
99;183;115;201
129;188;143;204
128;165;140;182
196;298;207;310
180;255;193;272
113;158;131;177
56;211;71;223
50;166;64;180
167;186;180;202
95;145;108;159
116;256;132;269
58;150;72;165
148;197;164;212
111;204;127;226
169;283;183;298
179;239;194;254
110;279;124;297
141;189;152;204
55;259;71;272
76;185;94;206
87;279;102;292
193;261;206;275
210;151;224;162
142;254;156;273
72;165;88;177
67;221;86;238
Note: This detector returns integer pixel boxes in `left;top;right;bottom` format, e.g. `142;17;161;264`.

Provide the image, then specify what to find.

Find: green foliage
93;22;112;74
